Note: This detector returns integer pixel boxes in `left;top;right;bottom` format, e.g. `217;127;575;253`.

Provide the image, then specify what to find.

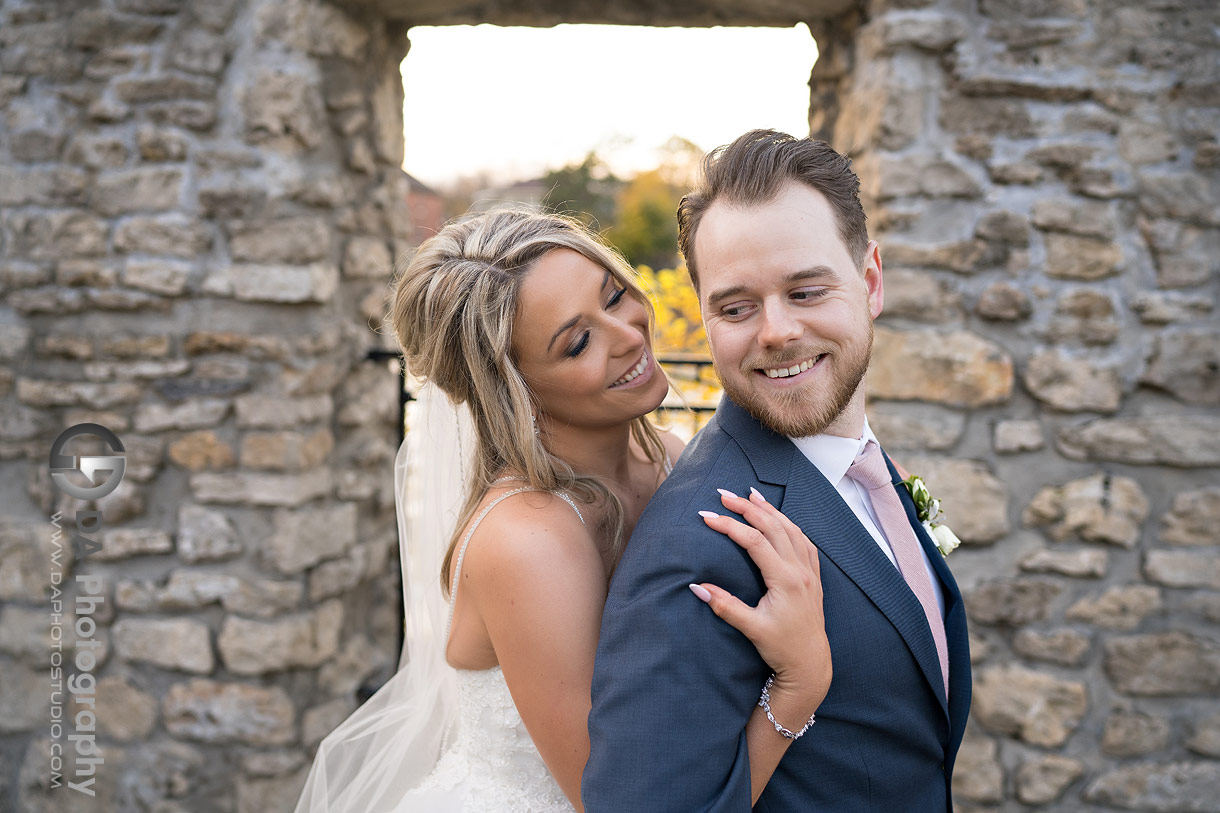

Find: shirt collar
789;418;878;487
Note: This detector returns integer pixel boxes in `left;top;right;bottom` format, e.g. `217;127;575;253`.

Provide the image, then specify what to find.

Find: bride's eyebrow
546;271;611;352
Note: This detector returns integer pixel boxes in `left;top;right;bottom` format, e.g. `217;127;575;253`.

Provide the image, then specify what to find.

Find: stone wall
1;0;1217;811
841;0;1220;809
1;0;410;810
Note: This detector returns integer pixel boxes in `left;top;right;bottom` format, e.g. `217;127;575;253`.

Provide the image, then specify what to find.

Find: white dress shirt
789;419;946;618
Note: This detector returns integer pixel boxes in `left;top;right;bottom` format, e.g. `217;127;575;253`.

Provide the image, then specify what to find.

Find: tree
540;152;621;232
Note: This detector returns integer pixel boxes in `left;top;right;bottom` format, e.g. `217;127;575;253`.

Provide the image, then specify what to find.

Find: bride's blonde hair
389;207;667;591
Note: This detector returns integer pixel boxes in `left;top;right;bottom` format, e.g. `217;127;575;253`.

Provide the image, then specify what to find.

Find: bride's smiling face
512;248;669;430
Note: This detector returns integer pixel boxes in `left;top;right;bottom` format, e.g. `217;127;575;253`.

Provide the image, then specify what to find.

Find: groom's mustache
740;348;830;373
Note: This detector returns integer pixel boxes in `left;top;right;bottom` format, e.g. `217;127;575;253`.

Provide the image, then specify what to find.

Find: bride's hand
691;488;832;705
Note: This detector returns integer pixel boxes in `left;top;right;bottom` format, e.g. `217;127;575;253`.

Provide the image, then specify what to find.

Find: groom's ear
862;240;883;320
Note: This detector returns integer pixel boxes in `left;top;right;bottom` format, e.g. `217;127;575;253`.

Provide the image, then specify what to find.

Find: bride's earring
530;411;539;436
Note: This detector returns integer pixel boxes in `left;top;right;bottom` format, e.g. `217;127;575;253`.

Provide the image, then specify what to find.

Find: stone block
240;429;333;471
1013;627;1090;665
1016;755;1083;805
881;238;995;274
319;634;390;696
134;399;229;432
17;378;142;408
205;262;340;303
170;27;228;75
168;430;236;471
121;259;194;296
1137;170;1220;228
235;395;333;429
146;99;217;130
302;696;357;746
228;216;331;264
267;503;358;575
112;617;214;673
1141;328;1220;406
114;213;212;257
1047;288;1119;345
1057;415;1220;467
869;328;1014;408
1044;233;1123;280
865;403;965;452
864;153;982;201
1139;219;1219;289
967;578;1061;626
67;675;158;741
973;663;1087;746
1160;487;1220;546
1105;632;1220;696
1188;713;1220;758
342;235;393;279
1020;547;1107;578
951;727;1003;803
190;469;331;506
255;0;370;59
1023;349;1122;412
875;268;963;324
94;528;173;561
1;523;69;603
1102;709;1170;757
217;599;342;675
221;577;303;619
0;660;48;732
1119;120;1179;165
6;210;108;259
114;73;216;104
1031;198;1116;239
1086;762;1220;812
1067;585;1162;631
92;168;185;215
994;419;1043;453
164;679;295;745
897;456;1010;543
1144;550;1220;589
1024;472;1149;547
941;94;1035;138
177;504;242;563
243;68;326;152
1132;291;1214;325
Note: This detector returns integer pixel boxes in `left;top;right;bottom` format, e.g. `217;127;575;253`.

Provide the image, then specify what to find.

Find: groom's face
694;180;883;438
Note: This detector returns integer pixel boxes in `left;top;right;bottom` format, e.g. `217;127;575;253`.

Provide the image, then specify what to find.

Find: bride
295;207;832;811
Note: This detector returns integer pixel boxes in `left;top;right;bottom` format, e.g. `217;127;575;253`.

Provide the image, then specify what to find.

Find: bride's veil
294;380;473;812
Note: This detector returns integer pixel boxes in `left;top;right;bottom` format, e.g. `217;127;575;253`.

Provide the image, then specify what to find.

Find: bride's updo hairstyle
389;207;667;590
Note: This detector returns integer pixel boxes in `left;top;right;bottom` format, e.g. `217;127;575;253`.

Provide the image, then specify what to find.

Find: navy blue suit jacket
583;397;971;811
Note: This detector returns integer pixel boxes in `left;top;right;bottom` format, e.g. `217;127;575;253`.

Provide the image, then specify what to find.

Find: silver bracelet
758;673;817;740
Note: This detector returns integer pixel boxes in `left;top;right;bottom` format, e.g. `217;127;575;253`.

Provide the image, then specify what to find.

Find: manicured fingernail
717;488;738;499
749;487;766;502
698;510;718;519
689;583;712;602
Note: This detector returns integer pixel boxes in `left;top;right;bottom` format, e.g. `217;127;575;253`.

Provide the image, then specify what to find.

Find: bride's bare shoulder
458;488;599;594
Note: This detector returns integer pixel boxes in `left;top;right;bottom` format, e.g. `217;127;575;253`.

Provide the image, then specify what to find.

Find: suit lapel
887;452;973;740
716;400;950;718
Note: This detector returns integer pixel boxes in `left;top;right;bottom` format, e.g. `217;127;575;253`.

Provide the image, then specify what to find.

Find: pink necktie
847;440;949;699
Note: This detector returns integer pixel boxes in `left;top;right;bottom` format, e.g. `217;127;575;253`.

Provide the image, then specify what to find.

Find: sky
401;24;818;190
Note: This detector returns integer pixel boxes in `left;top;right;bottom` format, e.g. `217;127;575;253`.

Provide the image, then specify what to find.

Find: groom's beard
714;326;872;439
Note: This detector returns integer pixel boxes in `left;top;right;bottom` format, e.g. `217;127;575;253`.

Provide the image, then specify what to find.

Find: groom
582;130;971;811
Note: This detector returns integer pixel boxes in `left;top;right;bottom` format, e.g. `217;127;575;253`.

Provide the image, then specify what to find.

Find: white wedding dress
395;484;584;812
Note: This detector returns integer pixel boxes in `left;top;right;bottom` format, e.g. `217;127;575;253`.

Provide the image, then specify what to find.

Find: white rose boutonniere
902;475;961;556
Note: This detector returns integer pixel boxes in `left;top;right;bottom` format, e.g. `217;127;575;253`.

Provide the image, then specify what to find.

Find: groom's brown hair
676;129;869;290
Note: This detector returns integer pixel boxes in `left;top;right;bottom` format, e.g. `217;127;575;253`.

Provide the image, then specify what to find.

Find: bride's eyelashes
564;286;629;359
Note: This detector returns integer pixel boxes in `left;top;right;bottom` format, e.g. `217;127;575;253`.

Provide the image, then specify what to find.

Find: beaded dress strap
445;484;585;638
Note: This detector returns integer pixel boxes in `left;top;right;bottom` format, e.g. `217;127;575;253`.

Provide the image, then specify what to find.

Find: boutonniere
903;475;961;556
